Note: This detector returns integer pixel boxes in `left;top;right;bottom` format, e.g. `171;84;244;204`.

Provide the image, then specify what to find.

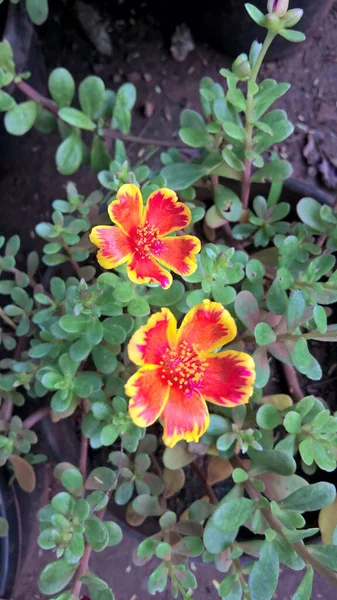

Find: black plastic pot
180;0;334;60
0;470;21;599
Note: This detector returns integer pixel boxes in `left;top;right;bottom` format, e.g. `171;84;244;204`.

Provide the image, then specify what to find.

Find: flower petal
89;225;132;269
203;351;255;407
126;366;169;427
108;184;143;235
128;308;177;366
156;235;201;277
177;300;237;353
127;253;172;289
143;188;191;236
161;387;210;448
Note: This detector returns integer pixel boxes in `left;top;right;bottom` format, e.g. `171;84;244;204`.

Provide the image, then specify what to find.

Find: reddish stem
71;543;92;599
191;462;218;505
23;406;50;429
15;80;59;116
282;363;304;402
79;433;89;480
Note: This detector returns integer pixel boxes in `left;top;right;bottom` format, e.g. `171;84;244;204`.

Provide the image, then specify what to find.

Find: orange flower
89;184;200;289
125;300;255;448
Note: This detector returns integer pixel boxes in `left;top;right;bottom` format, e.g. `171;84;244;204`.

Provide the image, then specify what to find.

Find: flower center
133;223;163;259
159;341;208;392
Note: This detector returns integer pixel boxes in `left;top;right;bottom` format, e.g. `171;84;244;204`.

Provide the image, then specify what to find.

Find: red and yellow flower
125;300;255;448
89;184;200;289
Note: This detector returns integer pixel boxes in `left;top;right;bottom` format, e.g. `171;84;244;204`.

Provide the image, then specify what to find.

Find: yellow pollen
159;343;206;396
133;224;163;259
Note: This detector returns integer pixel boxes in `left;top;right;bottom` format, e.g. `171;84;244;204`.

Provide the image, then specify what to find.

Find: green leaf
212;498;255;532
148;564;169;595
286;290;305;332
147;280;185;307
279;482;336;512
179;127;211;148
279;29;306;43
115;481;134;505
222;146;244;171
59;107;96;131
248;448;296;476
26;0;48;24
172;536;204;557
85;467;116;491
51;492;75;516
38;560;76;595
92;345;118;374
245;3;265;26
297;197;326;232
69;337;92;362
105;521;123;546
4;101;37;135
0;90;15;111
313;305;327;334
256;404;281;430
307;545;337;571
79;75;105;118
161;163;207;190
214;185;242;222
254;322;276;346
253;80;290;121
100;424;119;446
207;414;231;436
86;319;103;345
291;567;313;600
132;494;163;517
85;516;109;551
223;121;246;141
90;135;111;171
128;296;150;317
284;411;302;434
59;314;89;333
61;468;83;494
163;444;196;469
251;159;292;183
249;541;279;600
56;130;82;175
48;68;75;107
112;82;136;134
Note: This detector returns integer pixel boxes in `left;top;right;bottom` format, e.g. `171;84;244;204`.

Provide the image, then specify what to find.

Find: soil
1;1;337;599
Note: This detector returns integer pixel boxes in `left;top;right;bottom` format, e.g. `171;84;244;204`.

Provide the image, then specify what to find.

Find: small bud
281;8;304;28
232;53;251;80
265;13;281;31
267;0;289;17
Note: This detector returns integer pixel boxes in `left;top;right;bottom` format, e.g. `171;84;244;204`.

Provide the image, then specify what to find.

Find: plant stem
241;31;276;209
22;406;50;429
282;363;304;402
102;127;187;149
191;461;218;505
230;455;337;588
0;307;17;330
71;436;124;599
14;80;186;150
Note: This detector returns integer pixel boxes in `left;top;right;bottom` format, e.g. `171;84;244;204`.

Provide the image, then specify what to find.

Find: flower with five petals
125;300;255;447
89;184;201;289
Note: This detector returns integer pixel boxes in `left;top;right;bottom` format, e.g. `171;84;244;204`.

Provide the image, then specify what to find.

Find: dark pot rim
0;470;21;599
